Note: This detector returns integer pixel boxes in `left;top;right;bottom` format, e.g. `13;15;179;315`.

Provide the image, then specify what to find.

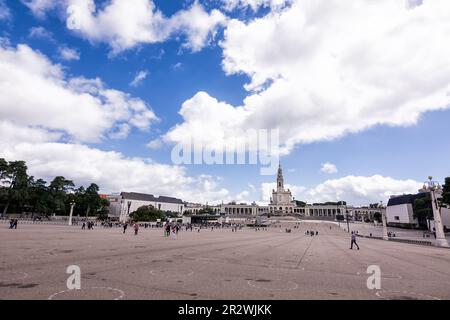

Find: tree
28;178;52;216
373;212;382;223
442;177;450;207
295;200;306;207
413;195;433;228
0;160;29;216
49;176;74;215
96;198;110;220
130;205;164;222
83;183;102;218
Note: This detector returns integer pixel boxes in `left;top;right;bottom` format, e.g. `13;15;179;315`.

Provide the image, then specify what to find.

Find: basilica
268;164;296;215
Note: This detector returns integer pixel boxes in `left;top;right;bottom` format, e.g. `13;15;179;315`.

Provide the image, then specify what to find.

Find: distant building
108;192;184;222
269;164;296;215
386;192;428;228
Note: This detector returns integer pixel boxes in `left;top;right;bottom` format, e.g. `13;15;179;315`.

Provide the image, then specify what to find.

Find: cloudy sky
1;0;449;205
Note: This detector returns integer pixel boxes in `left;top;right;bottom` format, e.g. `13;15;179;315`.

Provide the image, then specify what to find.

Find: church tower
277;163;284;191
269;163;294;215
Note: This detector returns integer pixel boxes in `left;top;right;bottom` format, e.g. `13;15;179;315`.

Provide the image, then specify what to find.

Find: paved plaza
1;222;450;300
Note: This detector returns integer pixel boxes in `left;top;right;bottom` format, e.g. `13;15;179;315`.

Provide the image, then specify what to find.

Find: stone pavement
1;222;450;300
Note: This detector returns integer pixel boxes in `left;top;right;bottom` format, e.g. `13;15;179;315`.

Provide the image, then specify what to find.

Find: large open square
1;221;450;300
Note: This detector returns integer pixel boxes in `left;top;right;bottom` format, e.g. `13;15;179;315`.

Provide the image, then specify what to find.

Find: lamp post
380;201;389;241
346;208;350;233
424;177;449;248
127;201;132;222
68;201;75;226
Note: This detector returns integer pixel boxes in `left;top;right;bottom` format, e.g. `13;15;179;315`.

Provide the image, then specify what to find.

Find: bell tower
277;163;284;191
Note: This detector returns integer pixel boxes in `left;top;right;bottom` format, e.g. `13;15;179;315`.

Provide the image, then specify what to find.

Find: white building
269;164;296;215
108;192;185;222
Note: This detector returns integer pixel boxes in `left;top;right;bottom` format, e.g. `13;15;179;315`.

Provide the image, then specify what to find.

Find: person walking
123;223;128;234
133;223;139;235
350;231;359;250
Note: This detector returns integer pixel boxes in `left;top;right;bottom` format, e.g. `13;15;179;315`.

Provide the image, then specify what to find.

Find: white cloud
261;175;422;206
171;62;183;71
0;43;158;143
0;0;11;21
305;175;422;206
146;138;163;150
28;26;54;41
130;70;148;87
223;0;291;12
166;0;450;155
26;0;227;54
321;162;338;174
167;2;227;52
58;46;80;60
21;0;56;18
0;140;231;204
108;123;130;140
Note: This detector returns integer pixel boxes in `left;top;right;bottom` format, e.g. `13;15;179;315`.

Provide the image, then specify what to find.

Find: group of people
81;221;95;230
164;223;179;239
121;222;140;235
9;219;18;229
305;230;319;236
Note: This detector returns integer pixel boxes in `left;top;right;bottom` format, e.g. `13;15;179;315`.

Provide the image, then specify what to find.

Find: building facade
269;164;296;215
108;192;185;222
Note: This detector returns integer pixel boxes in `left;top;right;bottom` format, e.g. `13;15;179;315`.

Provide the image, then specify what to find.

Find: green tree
0;160;29;215
442;177;450;207
83;183;102;218
49;176;74;215
295;200;306;207
373;212;382;222
130;205;164;222
413;195;433;228
28;178;52;216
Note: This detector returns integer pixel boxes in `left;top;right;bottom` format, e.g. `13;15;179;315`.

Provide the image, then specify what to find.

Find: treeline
0;158;108;218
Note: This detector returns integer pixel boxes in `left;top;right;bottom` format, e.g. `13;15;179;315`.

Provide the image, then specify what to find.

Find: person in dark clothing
123;223;128;234
350;231;359;250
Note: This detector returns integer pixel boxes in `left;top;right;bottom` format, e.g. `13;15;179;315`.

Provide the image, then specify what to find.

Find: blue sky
1;0;449;205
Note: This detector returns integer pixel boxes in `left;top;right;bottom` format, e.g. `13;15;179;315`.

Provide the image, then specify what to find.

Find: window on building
394;216;400;221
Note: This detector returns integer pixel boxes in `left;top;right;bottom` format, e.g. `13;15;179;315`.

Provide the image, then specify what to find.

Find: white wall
118;198;185;222
386;203;416;225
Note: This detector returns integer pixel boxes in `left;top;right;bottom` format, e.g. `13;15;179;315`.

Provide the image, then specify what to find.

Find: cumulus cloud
146;138;163;150
321;162;338;174
260;175;422;206
223;0;292;12
166;0;450;155
0;43;158;143
21;0;56;18
23;0;227;54
58;46;80;60
130;70;149;87
305;175;423;206
28;26;54;41
0;140;231;204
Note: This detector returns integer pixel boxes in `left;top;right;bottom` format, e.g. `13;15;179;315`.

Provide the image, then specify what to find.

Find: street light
68;201;75;226
423;176;449;248
346;208;350;233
